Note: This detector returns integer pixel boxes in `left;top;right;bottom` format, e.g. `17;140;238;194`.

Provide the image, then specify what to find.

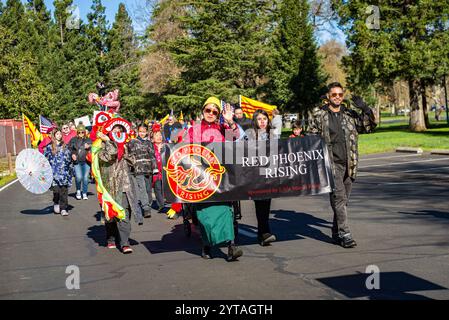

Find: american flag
39;115;57;134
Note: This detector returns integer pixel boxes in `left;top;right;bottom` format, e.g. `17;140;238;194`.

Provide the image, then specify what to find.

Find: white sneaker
83;194;88;200
53;204;60;214
61;210;69;216
76;190;81;200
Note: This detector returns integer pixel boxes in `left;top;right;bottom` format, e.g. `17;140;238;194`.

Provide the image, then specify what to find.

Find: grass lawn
282;117;449;155
360;122;449;154
0;174;17;188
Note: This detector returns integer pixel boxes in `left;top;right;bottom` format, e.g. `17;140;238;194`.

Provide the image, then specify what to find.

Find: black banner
162;135;334;203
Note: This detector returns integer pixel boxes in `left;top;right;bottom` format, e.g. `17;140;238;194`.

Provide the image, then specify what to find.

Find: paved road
1;152;448;300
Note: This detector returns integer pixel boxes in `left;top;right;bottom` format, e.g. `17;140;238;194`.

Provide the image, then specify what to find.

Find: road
1;152;448;300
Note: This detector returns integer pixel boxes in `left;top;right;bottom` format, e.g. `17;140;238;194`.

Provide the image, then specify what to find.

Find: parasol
15;149;53;194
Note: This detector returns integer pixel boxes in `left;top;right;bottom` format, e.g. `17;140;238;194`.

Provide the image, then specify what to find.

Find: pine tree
48;0;100;121
105;3;143;119
165;0;278;113
0;24;52;120
269;0;326;114
87;0;108;77
333;0;449;131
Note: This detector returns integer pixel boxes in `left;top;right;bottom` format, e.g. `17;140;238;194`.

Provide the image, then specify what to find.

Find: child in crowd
289;120;305;138
151;125;165;211
44;128;74;217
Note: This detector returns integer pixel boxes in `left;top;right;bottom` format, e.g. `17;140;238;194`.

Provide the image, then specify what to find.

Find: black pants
105;193;132;247
254;199;272;236
153;179;164;209
330;162;353;236
53;186;68;211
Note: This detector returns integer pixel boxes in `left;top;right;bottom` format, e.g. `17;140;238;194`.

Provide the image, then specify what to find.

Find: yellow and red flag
160;114;170;125
239;95;277;119
23;114;42;148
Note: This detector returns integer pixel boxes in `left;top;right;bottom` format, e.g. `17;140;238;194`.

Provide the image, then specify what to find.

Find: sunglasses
330;93;344;98
204;108;219;116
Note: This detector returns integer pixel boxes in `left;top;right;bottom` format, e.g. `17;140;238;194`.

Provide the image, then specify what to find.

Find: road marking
403;166;449;173
0;179;18;193
359;157;449;169
359;166;449;177
238;228;257;238
361;154;422;162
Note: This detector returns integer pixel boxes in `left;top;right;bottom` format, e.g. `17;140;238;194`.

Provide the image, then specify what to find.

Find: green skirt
196;203;234;247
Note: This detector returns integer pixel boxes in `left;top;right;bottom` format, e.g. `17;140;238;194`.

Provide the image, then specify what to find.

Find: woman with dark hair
247;109;278;246
43;128;74;217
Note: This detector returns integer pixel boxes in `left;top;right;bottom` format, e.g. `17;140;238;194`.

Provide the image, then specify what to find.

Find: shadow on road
316;271;447;300
20;204;74;215
236;209;334;246
141;224;202;257
87;225;139;248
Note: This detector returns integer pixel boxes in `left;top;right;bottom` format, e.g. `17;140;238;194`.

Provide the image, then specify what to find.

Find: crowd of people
38;82;376;261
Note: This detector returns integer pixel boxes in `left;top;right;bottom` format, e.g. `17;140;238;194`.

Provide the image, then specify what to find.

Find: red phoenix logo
165;144;226;202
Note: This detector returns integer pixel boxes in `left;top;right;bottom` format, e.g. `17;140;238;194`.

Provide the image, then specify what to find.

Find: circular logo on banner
164;144;226;202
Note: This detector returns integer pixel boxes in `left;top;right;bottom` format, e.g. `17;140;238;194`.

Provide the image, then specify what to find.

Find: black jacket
69;136;92;164
127;137;157;175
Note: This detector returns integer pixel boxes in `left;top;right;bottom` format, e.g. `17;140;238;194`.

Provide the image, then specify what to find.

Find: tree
0;25;52;120
105;3;143;119
47;0;100;121
165;0;277;113
87;0;108;76
318;39;347;86
269;0;326;114
332;0;449;131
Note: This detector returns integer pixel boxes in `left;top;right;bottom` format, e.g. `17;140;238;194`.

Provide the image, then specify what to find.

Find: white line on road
359;166;449;177
0;179;18;193
359;157;449;169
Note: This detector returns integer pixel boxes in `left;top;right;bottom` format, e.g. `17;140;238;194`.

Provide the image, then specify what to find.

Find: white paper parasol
15;149;53;194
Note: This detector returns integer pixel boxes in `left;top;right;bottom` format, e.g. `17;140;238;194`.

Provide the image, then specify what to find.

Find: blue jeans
74;162;90;195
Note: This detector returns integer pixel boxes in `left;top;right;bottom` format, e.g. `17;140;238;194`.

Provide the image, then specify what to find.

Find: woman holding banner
181;97;243;261
246;109;278;246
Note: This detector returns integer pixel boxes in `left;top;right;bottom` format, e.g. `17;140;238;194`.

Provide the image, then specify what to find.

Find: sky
40;0;150;34
32;0;345;44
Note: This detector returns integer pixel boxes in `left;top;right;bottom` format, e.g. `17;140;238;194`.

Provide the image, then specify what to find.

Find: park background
1;0;449;184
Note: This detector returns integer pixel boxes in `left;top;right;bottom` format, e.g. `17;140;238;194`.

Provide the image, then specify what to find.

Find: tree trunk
408;79;427;132
421;81;430;128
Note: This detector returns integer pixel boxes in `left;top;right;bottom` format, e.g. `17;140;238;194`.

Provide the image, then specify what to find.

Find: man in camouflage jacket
307;82;377;248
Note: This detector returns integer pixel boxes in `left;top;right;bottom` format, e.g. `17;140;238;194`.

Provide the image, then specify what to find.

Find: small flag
240;95;277;119
39;115;57;134
23;114;42;148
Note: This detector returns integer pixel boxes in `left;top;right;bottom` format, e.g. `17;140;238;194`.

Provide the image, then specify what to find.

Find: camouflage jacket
98;140;141;222
307;101;376;179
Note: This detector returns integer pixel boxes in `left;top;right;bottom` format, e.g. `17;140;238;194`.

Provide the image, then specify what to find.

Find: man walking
308;82;376;248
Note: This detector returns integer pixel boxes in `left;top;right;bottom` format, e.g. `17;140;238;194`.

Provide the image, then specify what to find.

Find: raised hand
222;103;234;124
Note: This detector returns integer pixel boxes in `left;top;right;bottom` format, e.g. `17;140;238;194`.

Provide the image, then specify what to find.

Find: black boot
201;245;212;259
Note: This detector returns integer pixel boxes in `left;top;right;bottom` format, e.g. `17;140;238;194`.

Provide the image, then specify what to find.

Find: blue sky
34;0;344;44
40;0;149;33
